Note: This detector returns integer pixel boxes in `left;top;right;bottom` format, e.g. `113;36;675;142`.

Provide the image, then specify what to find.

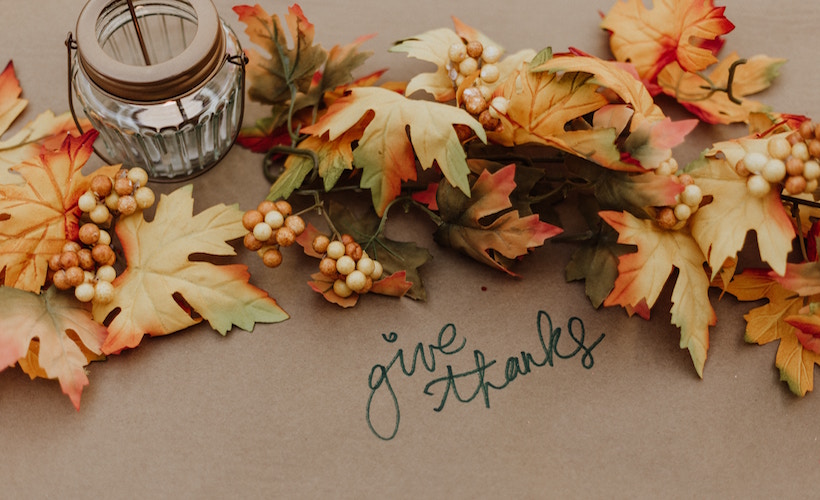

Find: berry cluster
446;39;509;131
78;167;156;224
50;225;117;303
314;233;383;298
242;200;306;268
656;173;704;230
736;121;820;198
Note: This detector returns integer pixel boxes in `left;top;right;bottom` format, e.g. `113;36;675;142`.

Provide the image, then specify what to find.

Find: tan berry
746;174;770;197
274;200;293;217
479;110;500;131
264;209;284;229
678;174;694;186
262;248;283;268
62;241;81;254
134;186;155;209
104;192;120;212
333;279;353;298
793;141;811;161
79;223;100;245
319;257;338;277
459;57;478;76
341;234;355;246
464;95;488;115
327;240;346;259
242;210;264;231
117;195;138;215
479;63;499;84
74;282;96;302
357;257;376;276
481;45;501;64
96;265;117;283
489;96;509;117
336;255;356;275
768;136;791;160
312;234;330;254
94;281;115;304
60;251;79;269
785;175;807;195
804;160;820;181
78;191;98;212
97;229;111;246
465;40;483;58
361;276;374;294
65;266;85;287
285;215;305;235
787;131;804;145
126;167;149;187
734;159;750;177
806;179;819;194
809;139;820;159
448;42;467;63
243;232;264;251
89;204;111;224
786;156;805;177
762;158;787;183
91;175;113;197
114;176;133;196
52;269;71;290
346;270;368;292
371;260;384;280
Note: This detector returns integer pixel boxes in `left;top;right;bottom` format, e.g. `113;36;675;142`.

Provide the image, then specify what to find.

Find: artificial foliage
3;0;820;406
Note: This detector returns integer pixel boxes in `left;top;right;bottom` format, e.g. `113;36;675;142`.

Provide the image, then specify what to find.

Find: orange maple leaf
308;270;413;307
601;210;715;376
657;52;785;124
723;269;820;396
92;185;289;354
434;164;562;276
0;286;107;409
0;131;119;293
601;0;735;87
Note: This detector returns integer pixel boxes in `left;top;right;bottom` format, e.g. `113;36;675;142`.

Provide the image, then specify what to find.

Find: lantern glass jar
70;0;245;179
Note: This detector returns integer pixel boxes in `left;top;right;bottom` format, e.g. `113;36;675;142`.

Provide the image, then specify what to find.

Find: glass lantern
68;0;246;179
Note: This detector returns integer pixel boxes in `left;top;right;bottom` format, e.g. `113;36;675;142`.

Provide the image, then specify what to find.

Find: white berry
345;270;368;292
252;222;273;242
371;260;384;280
479;64;499;84
333;279;353;298
459;57;478;76
680;184;703;207
673;203;691;221
448;43;467;63
768;136;791;160
94;281;115;304
482;45;501;64
336;255;356;275
74;282;96;302
326;240;345;260
97;229;111;246
792;141;810;161
264;210;284;229
804;160;820;181
357;257;376;276
126;167;149;187
134;186;155;209
743;152;767;174
761;158;787;183
78;191;97;212
89;204;110;224
747;174;771;197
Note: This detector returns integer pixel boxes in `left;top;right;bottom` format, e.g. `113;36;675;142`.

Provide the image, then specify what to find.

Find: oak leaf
0;131;119;293
435;164;562;275
722;269;820;395
687;134;796;278
0;286;107;409
0;61;89;185
92;185;288;354
601;0;735;87
601;210;715;376
658;53;786;124
301;86;486;215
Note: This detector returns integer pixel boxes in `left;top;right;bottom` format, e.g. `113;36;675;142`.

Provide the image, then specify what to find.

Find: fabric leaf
301;86;486;215
0;286;107;409
0;131;119;292
92;185;288;354
601;0;735;85
434;164;562;276
601;210;715;376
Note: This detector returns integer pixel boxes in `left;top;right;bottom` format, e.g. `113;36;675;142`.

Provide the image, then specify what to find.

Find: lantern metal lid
74;0;226;102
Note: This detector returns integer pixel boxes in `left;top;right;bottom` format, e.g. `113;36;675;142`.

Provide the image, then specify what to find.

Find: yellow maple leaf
300;86;486;215
601;0;735;84
723;269;820;396
0;61;89;185
601;210;715;376
0;131;119;293
687;133;796;278
92;185;288;354
657;52;786;124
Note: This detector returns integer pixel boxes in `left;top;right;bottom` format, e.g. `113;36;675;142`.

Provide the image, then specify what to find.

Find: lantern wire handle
126;0;152;66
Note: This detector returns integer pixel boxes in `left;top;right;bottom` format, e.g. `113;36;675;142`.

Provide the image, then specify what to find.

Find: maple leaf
0;286;107;409
686;134;796;278
601;210;715;376
658;53;785;124
328;201;432;300
434;164;562;276
565;223;634;308
308;270;413;307
92;185;288;354
491;52;695;171
301;86;486;215
233;4;327;105
390;18;535;101
0;131;119;293
0;61;89;185
722;269;820;395
601;0;735;87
